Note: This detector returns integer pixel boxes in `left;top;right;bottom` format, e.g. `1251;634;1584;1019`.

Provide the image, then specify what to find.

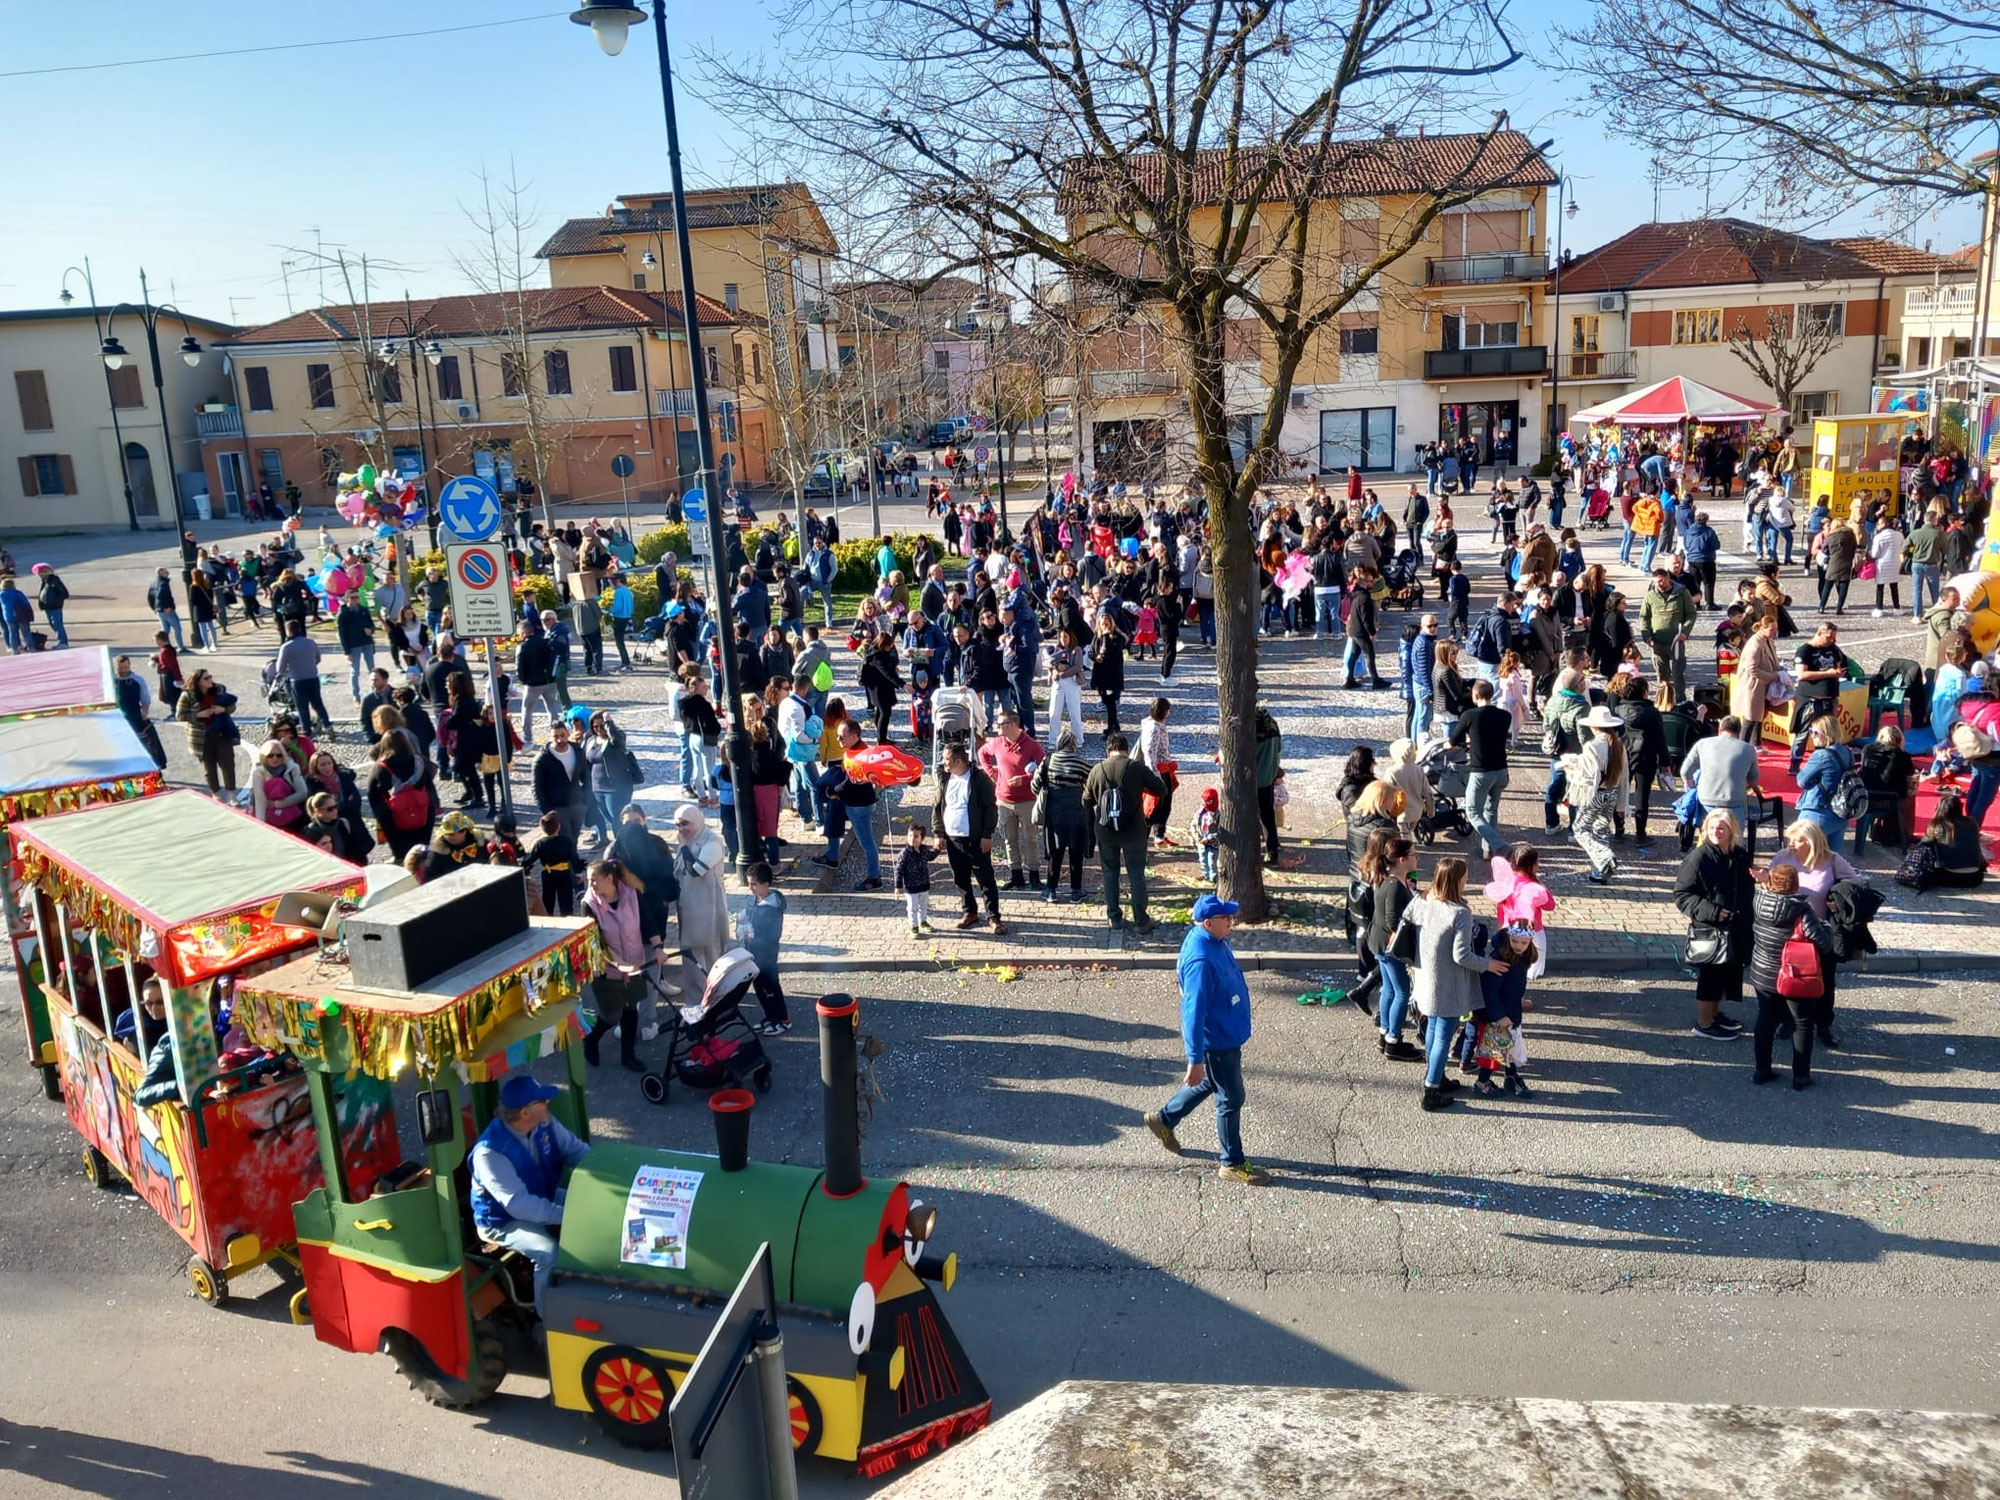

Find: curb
779;947;2000;977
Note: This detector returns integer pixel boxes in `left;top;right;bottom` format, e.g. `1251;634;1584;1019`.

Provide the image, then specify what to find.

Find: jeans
1639;534;1659;573
1967;760;2000;826
291;676;334;734
1101;837;1149;925
1802;806;1847;856
1198;844;1218;881
1198;600;1215;646
1543;760;1568;830
157;609;186;651
1411;690;1436;742
1423;1012;1456;1087
1911;562;1941;617
1160;1045;1247;1167
1619;526;1636;565
791;761;819;824
1377;953;1412;1042
0;619;21;654
847;801;881;879
1011;668;1038;739
980;687;1014;725
346;646;376;699
487;1220;559;1317
1341;638;1376;683
44;608;67;648
1313;587;1341;638
1467;767;1508;856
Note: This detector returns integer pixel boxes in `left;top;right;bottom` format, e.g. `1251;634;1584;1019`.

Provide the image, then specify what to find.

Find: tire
639;1071;668;1105
188;1256;230;1307
581;1346;675;1449
39;1063;61;1102
786;1376;823;1454
388;1320;506;1409
81;1146;118;1190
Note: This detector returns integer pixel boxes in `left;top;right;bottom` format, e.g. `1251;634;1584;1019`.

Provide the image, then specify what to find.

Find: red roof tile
1828;237;1972;278
223;287;740;346
1557;219;1890;293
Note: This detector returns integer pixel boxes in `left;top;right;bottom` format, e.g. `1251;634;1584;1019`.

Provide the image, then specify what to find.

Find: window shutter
245;366;273;411
17;457;37;498
436;356;463;402
14;371;52;431
57;456;76;495
307;364;335;408
108;365;145;408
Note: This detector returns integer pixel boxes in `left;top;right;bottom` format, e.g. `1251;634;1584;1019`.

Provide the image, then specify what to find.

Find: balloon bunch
333;461;426;537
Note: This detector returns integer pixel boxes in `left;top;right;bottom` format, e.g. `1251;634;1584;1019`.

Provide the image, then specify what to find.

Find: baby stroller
637;947;774;1105
1414;738;1472;845
1583;486;1613;531
1382;548;1426;610
930;682;981;768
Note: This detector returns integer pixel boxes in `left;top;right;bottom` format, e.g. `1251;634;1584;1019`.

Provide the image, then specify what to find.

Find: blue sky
2;1;1980;327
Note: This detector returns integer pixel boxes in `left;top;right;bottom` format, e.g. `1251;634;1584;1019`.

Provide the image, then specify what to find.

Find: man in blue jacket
470;1074;589;1316
1144;894;1269;1185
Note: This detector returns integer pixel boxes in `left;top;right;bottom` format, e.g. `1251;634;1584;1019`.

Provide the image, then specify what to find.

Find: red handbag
1776;918;1823;1000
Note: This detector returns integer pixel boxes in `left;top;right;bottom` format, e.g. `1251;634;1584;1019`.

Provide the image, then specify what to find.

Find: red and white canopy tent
1570;376;1780;428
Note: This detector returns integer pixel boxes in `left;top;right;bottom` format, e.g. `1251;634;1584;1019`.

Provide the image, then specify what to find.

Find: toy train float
231;865;988;1477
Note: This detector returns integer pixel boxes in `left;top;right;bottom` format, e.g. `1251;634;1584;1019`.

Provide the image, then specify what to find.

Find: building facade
198;287;762;522
1;306;236;531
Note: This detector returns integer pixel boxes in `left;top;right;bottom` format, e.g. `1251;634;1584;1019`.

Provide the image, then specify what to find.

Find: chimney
817;994;865;1198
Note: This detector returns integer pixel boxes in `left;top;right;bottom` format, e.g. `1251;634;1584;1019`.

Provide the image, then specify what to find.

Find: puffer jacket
1745;887;1828;994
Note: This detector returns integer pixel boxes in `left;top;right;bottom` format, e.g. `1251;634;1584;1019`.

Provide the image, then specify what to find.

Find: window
731;343;746;386
244;366;273;412
258;449;285;490
14;371;52;431
1791;391;1836;425
319;447;342;488
1672;307;1723;345
1951;337;1973;359
502;352;527;398
1909;337;1932;368
839;343;856;368
1797;301;1845;338
632;272;648;291
107;366;144;409
705;345;722;385
723;283;740;313
17;454;74;496
435;355;463;401
933;349;951;371
1319;407;1397;473
544;349;572;396
751;344;763;383
609;345;637;393
1570;314;1600;353
1337;327;1379;357
1446;318;1518;349
307;363;335;408
376;362;402;405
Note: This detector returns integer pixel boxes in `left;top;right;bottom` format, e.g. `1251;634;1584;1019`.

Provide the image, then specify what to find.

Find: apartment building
1059;130;1557;480
833;276;988;433
197;287;765;518
1548;220;1965;435
1;306;236;531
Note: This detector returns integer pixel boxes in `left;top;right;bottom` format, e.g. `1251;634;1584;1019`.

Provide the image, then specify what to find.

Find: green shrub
832;531;933;591
636;525;690;564
518;574;560;612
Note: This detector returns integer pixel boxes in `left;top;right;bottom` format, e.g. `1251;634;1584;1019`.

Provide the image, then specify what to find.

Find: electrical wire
0;10;568;79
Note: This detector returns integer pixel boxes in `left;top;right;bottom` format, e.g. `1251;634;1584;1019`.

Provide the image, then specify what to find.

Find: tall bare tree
1561;0;2000;223
1725;299;1846;429
707;0;1537;918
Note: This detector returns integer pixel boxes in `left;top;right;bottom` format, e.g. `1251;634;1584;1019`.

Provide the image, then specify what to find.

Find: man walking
977;709;1044;889
514;623;565;746
1145;894;1268;1186
1083;731;1166;933
148;568;185;651
931;743;1005;934
1450;677;1513;859
1410;612;1440;740
1638;566;1697;698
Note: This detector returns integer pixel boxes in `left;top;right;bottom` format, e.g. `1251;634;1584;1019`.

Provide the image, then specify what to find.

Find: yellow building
1;305;236;530
1060;130;1556;480
198;287;767;519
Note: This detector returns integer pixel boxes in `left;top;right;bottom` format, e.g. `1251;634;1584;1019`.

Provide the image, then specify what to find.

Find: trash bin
192;493;212;521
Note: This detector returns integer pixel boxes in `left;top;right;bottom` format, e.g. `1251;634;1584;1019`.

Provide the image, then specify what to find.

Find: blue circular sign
438;475;502;542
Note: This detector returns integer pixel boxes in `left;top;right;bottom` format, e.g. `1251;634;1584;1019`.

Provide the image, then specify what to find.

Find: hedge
628;524;937;594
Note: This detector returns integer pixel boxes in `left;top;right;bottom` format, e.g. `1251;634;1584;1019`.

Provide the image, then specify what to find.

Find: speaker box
345;864;529;992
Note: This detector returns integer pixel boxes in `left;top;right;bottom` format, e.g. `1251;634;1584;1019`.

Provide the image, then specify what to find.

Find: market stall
17;790;397;1305
2;710;163;1098
0;646;120;720
1807;413;1921;524
1569;377;1782;492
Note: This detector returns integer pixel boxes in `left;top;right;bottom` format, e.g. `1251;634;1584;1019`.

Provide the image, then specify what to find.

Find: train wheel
786;1377;823;1454
639;1071;668;1106
80;1146;117;1191
39;1063;61;1102
188;1257;230;1307
388;1321;507;1408
581;1346;675;1449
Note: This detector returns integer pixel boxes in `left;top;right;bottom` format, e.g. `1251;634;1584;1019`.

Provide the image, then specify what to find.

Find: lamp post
58;260;141;532
574;0;760;878
379;297;445;548
965;289;1010;537
1545;176;1579;464
99;269;204;566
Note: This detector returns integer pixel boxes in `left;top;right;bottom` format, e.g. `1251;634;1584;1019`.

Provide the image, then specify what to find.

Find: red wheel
787;1376;823;1453
581;1346;674;1448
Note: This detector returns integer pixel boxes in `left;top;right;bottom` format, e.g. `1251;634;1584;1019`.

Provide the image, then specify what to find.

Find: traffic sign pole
486;641;516;821
612;452;637;539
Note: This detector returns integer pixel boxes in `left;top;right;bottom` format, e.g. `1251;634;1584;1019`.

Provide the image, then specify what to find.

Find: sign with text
445;542;513;638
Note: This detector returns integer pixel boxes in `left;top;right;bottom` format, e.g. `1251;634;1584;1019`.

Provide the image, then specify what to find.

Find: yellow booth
1808;415;1914;525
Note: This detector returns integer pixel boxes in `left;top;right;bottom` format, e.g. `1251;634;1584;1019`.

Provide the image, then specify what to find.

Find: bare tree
1725;299;1845;429
276;248;406;483
707;0;1536;918
1561;0;2000;223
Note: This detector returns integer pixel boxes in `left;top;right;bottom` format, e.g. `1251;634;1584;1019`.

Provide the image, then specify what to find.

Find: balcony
1905;284;1975;317
1557;350;1636;382
1089;368;1178;398
195;406;243;440
656;385;732;417
1424;346;1547;380
1426;252;1548;286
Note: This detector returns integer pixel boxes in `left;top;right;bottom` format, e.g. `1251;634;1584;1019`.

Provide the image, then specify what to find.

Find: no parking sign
446;541;512;637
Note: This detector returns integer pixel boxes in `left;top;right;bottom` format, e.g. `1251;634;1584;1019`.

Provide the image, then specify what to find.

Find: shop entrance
1437;400;1520;466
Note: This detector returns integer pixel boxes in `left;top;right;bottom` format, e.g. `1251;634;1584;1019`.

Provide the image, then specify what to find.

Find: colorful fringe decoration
0;772;161;828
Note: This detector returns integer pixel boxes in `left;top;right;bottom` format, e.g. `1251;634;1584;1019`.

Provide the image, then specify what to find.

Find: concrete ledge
877;1381;2000;1499
781;947;2000;977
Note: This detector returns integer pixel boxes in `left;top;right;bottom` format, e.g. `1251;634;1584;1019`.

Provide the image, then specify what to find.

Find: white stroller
929;683;986;768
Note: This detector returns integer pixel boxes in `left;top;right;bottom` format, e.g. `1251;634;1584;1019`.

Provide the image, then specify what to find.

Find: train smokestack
817;994;865;1198
709;1088;754;1171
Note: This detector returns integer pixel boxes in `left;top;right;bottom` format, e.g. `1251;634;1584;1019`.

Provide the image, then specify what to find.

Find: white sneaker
1871;608;1884;618
638;1022;660;1041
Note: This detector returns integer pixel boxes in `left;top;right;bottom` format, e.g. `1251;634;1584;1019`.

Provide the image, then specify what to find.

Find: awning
1570;376;1780;428
0;647;118;720
0;710;160;824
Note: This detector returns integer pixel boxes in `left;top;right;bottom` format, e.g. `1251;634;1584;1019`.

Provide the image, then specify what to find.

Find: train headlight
903;1200;938;1266
847;1280;877;1356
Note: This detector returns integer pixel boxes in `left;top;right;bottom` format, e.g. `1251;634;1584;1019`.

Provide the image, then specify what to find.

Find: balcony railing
1905;284;1975;315
1557;350;1636;381
1424;346;1547;380
656;385;731;417
1089;368;1178;397
1426;252;1548;286
195;406;243;439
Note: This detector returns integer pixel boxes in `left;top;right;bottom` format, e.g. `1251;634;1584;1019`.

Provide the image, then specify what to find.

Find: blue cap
499;1075;561;1111
1192;894;1239;922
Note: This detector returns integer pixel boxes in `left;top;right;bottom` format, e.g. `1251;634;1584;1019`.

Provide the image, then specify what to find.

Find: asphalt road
3;962;1995;1497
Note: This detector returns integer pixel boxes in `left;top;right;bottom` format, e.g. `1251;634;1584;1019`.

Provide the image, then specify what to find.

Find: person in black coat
532;718;593;845
1613;675;1669;842
1031;728;1096;901
1088;610;1129;736
1672;807;1755;1036
1746;864;1831;1088
859;633;904;745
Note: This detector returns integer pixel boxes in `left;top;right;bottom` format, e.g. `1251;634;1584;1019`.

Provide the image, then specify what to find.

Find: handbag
1388;911;1420;963
1684;922;1730;967
1894;841;1937;891
1776;918;1824;1000
478;753;503;775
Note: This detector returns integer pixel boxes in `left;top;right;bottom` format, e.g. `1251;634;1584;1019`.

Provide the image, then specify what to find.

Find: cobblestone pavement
28;480;1996;977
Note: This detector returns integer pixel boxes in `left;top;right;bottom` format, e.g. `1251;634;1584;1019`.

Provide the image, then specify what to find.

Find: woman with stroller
582;858;666;1074
673;804;732;984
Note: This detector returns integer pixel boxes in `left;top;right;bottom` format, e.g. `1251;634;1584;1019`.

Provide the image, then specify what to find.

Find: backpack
1472;610;1510;664
1776;919;1823;1000
380;765;430;831
1827;746;1868;820
1101;781;1124;833
1894;841;1937;892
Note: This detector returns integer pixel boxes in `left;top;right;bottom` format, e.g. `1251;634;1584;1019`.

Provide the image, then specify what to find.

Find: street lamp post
574;0;761;878
58;260;141;532
380;297;445;548
966;290;1010;538
100;269;205;569
1545;177;1579;464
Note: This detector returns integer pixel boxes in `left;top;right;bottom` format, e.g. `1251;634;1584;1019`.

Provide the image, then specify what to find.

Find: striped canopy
1571;376;1780;428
